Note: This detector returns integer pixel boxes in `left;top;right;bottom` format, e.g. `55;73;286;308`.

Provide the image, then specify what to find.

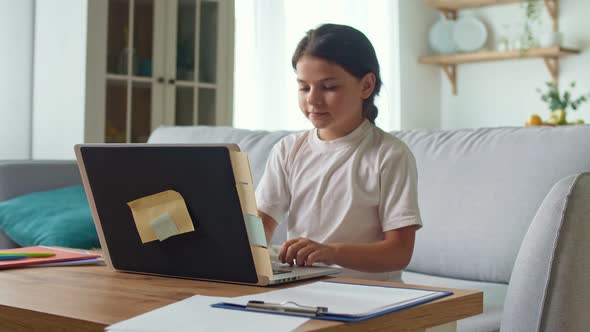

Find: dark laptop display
78;145;259;283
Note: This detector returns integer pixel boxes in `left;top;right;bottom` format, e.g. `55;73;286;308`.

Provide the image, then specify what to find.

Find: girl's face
296;55;375;141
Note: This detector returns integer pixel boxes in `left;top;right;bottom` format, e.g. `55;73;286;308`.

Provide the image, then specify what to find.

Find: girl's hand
279;238;337;267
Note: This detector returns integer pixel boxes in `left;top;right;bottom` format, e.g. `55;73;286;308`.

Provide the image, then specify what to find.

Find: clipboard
211;281;453;322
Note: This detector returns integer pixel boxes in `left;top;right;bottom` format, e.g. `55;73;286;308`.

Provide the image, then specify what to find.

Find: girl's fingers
295;245;318;266
279;238;302;262
284;240;310;265
305;251;322;266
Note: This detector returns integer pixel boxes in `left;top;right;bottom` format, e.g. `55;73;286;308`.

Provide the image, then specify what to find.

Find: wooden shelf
419;47;580;95
419;46;579;65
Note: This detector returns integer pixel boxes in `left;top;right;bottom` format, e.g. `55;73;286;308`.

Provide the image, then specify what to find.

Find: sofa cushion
403;271;506;332
0;185;100;249
398;126;590;283
148;126;293;189
501;173;590;332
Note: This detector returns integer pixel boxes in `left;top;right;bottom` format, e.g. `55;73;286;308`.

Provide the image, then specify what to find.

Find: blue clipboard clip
246;300;328;317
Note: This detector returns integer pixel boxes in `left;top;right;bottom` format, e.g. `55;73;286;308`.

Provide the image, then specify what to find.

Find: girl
255;24;422;281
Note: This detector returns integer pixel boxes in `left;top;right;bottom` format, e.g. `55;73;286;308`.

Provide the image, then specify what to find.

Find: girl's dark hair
292;24;382;124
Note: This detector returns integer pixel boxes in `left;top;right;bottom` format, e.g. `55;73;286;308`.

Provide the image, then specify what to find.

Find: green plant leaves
537;81;589;113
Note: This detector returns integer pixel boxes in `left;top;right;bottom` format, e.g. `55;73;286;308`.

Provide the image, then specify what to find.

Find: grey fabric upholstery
0;161;81;201
396;126;590;283
148;126;294;189
501;173;590;332
0;229;19;249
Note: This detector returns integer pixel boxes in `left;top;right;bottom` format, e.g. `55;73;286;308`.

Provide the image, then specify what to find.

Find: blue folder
212;281;453;322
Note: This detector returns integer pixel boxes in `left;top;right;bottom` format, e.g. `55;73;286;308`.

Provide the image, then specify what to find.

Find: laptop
75;144;340;286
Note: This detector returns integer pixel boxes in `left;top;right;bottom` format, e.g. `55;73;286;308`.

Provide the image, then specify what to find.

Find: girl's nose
307;89;322;106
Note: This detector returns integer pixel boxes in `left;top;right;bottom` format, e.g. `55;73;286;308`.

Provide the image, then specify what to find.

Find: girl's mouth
309;112;329;118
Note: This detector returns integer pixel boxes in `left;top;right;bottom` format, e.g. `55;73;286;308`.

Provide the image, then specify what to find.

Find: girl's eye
323;85;337;90
298;86;310;92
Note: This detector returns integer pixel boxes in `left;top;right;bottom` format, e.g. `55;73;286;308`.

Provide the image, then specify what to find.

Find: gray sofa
1;125;589;332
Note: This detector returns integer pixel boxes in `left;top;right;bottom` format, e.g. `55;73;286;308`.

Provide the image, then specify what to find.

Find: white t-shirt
255;119;422;281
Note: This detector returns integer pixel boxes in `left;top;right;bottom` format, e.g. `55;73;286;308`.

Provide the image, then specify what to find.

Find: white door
102;0;159;143
85;0;233;143
162;0;233;127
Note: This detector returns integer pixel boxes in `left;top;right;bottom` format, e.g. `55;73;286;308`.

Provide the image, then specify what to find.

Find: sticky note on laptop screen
127;190;195;243
245;214;267;248
150;212;179;241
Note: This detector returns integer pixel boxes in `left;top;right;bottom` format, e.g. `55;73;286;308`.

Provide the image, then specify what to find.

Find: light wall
32;0;87;159
439;1;590;129
0;1;34;159
397;1;441;130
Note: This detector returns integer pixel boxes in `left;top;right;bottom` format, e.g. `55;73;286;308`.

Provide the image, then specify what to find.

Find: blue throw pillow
0;185;100;249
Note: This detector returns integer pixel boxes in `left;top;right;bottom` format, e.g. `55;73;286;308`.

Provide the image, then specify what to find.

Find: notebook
75;144;339;286
0;246;101;269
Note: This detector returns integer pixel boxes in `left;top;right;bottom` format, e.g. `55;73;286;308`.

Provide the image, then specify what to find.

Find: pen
0;254;29;261
0;252;56;258
246;300;328;316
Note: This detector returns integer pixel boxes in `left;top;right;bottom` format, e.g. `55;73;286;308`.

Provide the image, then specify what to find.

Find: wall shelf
421;0;574;95
419;47;579;95
419;46;578;65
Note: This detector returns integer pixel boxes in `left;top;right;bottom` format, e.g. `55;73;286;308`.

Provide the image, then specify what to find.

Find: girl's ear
360;73;376;99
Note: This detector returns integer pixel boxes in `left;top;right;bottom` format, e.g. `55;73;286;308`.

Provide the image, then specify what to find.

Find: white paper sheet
106;295;309;332
227;281;443;317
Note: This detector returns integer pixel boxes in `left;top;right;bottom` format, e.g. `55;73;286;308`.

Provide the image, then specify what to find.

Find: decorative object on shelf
139;59;152;77
495;24;511;52
421;0;576;95
526;81;589;126
429;17;457;54
118;26;139;75
538;30;562;47
452;16;488;52
519;0;543;52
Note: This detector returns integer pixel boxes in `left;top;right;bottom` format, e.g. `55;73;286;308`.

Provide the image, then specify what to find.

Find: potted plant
526;81;589;126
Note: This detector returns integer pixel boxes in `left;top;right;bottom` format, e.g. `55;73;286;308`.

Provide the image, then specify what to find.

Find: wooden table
0;264;482;332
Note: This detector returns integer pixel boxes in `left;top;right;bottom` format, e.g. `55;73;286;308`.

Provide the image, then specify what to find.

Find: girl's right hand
279;237;337;267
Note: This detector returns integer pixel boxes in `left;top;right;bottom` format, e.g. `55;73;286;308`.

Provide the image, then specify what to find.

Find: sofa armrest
501;172;590;331
0;161;81;202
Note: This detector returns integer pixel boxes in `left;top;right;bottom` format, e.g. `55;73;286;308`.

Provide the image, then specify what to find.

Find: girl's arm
258;210;278;244
279;225;417;273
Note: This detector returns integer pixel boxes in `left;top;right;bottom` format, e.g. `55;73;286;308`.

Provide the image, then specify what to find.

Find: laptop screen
77;145;259;284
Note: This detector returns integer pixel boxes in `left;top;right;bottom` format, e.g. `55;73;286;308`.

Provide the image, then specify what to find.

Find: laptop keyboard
272;268;291;275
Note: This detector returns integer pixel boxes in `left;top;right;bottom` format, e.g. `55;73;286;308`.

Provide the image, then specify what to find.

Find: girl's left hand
279;238;337;267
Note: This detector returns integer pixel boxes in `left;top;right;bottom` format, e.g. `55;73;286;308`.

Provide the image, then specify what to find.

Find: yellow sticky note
127;190;195;243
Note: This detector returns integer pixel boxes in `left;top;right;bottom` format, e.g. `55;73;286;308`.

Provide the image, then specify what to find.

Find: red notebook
0;246;101;269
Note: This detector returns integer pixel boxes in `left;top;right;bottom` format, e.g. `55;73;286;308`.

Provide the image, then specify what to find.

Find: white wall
440;0;590;129
397;1;441;130
32;0;87;159
0;1;34;159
